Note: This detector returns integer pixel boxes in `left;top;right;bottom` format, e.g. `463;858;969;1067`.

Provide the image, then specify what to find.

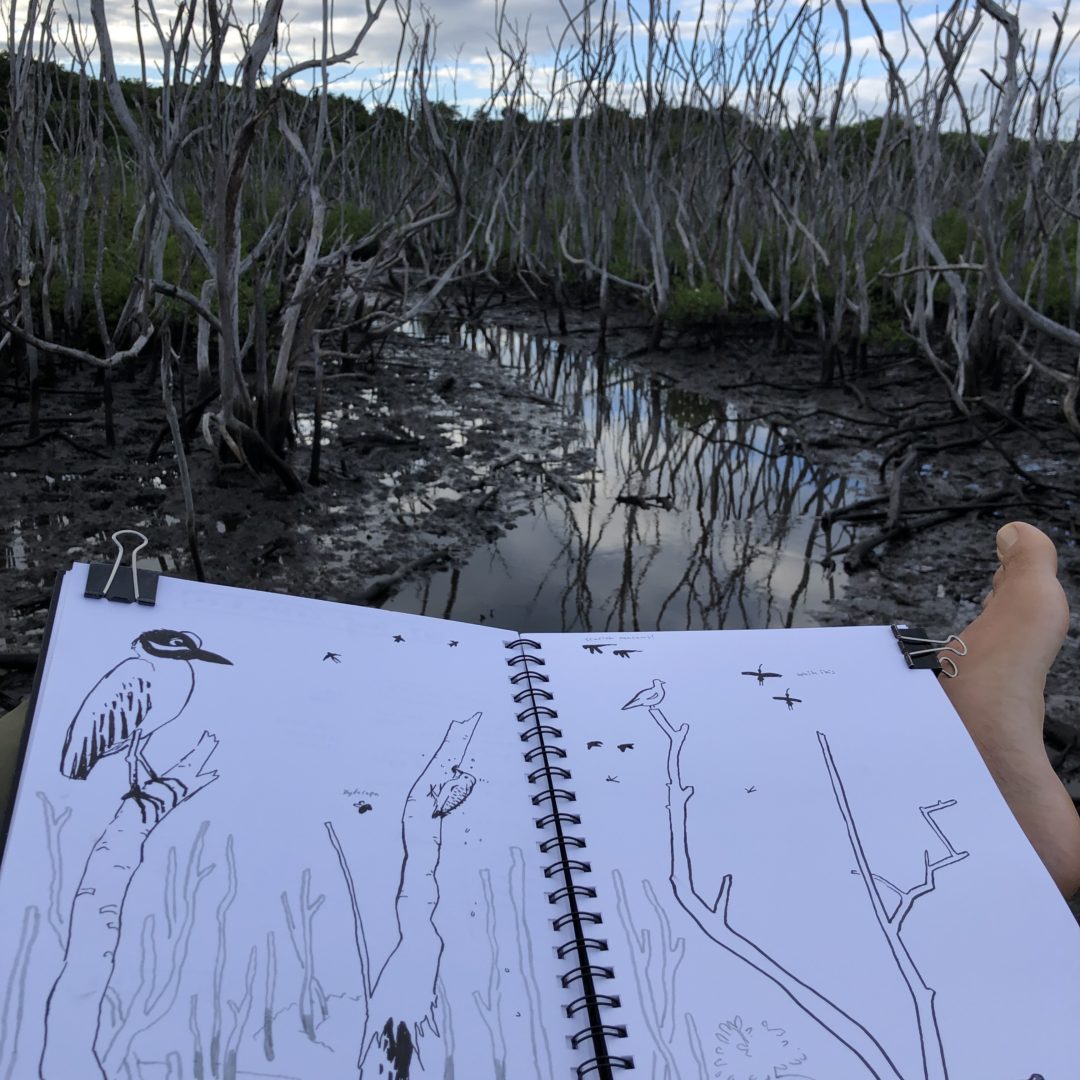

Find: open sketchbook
1;565;1078;1080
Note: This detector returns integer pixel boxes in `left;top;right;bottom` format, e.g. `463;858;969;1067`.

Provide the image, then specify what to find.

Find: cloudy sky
13;0;1080;121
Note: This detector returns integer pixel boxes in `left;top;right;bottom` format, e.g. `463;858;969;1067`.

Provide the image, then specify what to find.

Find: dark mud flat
0;333;586;708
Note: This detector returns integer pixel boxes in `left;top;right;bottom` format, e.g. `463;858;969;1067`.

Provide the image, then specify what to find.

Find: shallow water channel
385;320;860;632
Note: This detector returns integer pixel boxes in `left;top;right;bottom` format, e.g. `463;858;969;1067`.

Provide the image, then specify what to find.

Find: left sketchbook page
0;568;569;1080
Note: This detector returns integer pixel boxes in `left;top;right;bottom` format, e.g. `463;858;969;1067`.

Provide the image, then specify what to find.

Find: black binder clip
891;625;967;679
85;530;160;606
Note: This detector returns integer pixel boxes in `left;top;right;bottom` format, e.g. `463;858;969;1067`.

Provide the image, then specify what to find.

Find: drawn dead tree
611;869;692;1080
633;688;905;1080
818;732;968;1080
280;869;329;1041
96;822;216;1080
326;710;482;1080
39;731;220;1079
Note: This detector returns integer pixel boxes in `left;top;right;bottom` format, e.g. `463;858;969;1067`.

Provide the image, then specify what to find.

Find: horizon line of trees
2;0;1079;494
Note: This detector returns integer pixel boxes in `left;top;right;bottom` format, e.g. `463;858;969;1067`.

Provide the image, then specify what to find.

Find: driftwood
355;552;445;605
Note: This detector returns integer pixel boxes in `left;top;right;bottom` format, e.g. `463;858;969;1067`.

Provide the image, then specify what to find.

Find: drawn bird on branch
429;765;476;818
60;629;232;819
622;679;666;711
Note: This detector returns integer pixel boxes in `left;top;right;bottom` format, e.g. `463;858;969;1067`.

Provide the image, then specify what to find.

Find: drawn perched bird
60;630;231;814
772;688;802;711
429;766;476;818
741;663;782;686
621;679;665;711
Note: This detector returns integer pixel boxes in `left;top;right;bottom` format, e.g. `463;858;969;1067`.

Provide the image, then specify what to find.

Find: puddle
383;318;861;631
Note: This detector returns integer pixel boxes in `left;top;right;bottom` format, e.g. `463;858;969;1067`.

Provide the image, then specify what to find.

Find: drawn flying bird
612;649;640;659
741;663;782;686
323;651;341;663
430;765;477;818
583;644;607;655
772;688;802;711
393;635;405;643
617;743;634;753
621;679;666;711
605;775;620;783
60;630;232;816
448;641;459;648
745;786;757;794
586;740;603;749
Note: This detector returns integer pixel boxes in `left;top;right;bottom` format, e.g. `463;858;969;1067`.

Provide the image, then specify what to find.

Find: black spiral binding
505;639;634;1080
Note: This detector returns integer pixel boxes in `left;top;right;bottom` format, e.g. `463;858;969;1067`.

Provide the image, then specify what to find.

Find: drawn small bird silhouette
741;663;782;686
323;651;341;663
354;800;373;815
613;649;640;659
60;630;232;817
617;743;634;752
772;688;802;711
621;679;665;711
583;644;607;655
430;766;476;818
586;740;603;749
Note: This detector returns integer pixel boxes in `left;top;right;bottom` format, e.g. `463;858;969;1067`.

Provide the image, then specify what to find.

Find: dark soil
3;297;1079;912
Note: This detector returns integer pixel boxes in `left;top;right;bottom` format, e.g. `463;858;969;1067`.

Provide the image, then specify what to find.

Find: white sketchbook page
0;568;574;1080
532;626;1080;1079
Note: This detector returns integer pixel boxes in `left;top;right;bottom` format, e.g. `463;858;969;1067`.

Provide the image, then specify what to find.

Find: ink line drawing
741;664;782;686
617;743;634;753
818;733;968;1080
59;629;231;820
324;652;342;664
40;730;221;1079
0;905;40;1080
326;710;482;1079
626;677;972;1080
584;645;609;655
611;870;693;1080
613;650;640;659
714;1015;814;1080
773;690;802;711
587;741;603;750
622;679;666;711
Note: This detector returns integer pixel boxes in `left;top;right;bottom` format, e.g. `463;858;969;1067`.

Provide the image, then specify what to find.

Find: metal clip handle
85;530;160;605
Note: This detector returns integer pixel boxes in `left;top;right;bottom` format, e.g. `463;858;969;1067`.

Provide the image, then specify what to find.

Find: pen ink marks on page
624;678;972;1080
354;801;374;814
583;644;643;659
741;664;782;686
59;629;232;821
610;870;694;1075
796;669;836;677
714;1016;814;1080
606;775;620;783
323;651;342;663
617;743;634;752
393;635;405;643
772;689;803;711
448;640;459;648
42;629;229;1079
326;710;483;1079
745;786;757;794
586;741;603;749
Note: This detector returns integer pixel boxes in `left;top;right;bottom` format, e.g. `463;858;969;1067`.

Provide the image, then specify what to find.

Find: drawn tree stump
39;732;219;1080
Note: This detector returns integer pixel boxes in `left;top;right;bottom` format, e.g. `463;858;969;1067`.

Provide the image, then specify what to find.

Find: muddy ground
2;297;1079;914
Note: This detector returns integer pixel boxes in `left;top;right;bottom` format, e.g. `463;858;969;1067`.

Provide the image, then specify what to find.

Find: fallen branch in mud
0;429;107;457
355;552;446;605
826;486;1034;571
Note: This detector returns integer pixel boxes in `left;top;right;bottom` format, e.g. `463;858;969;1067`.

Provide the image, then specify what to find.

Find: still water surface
384;321;860;633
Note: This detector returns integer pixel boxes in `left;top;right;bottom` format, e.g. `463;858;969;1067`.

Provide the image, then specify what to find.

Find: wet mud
3;299;1079;916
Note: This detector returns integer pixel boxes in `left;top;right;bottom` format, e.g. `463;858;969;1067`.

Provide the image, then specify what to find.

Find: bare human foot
943;521;1080;898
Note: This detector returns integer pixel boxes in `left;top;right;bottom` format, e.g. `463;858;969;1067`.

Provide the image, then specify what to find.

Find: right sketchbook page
534;625;1080;1078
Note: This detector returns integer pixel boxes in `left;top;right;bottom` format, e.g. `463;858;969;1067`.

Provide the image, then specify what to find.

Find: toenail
996;523;1019;553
